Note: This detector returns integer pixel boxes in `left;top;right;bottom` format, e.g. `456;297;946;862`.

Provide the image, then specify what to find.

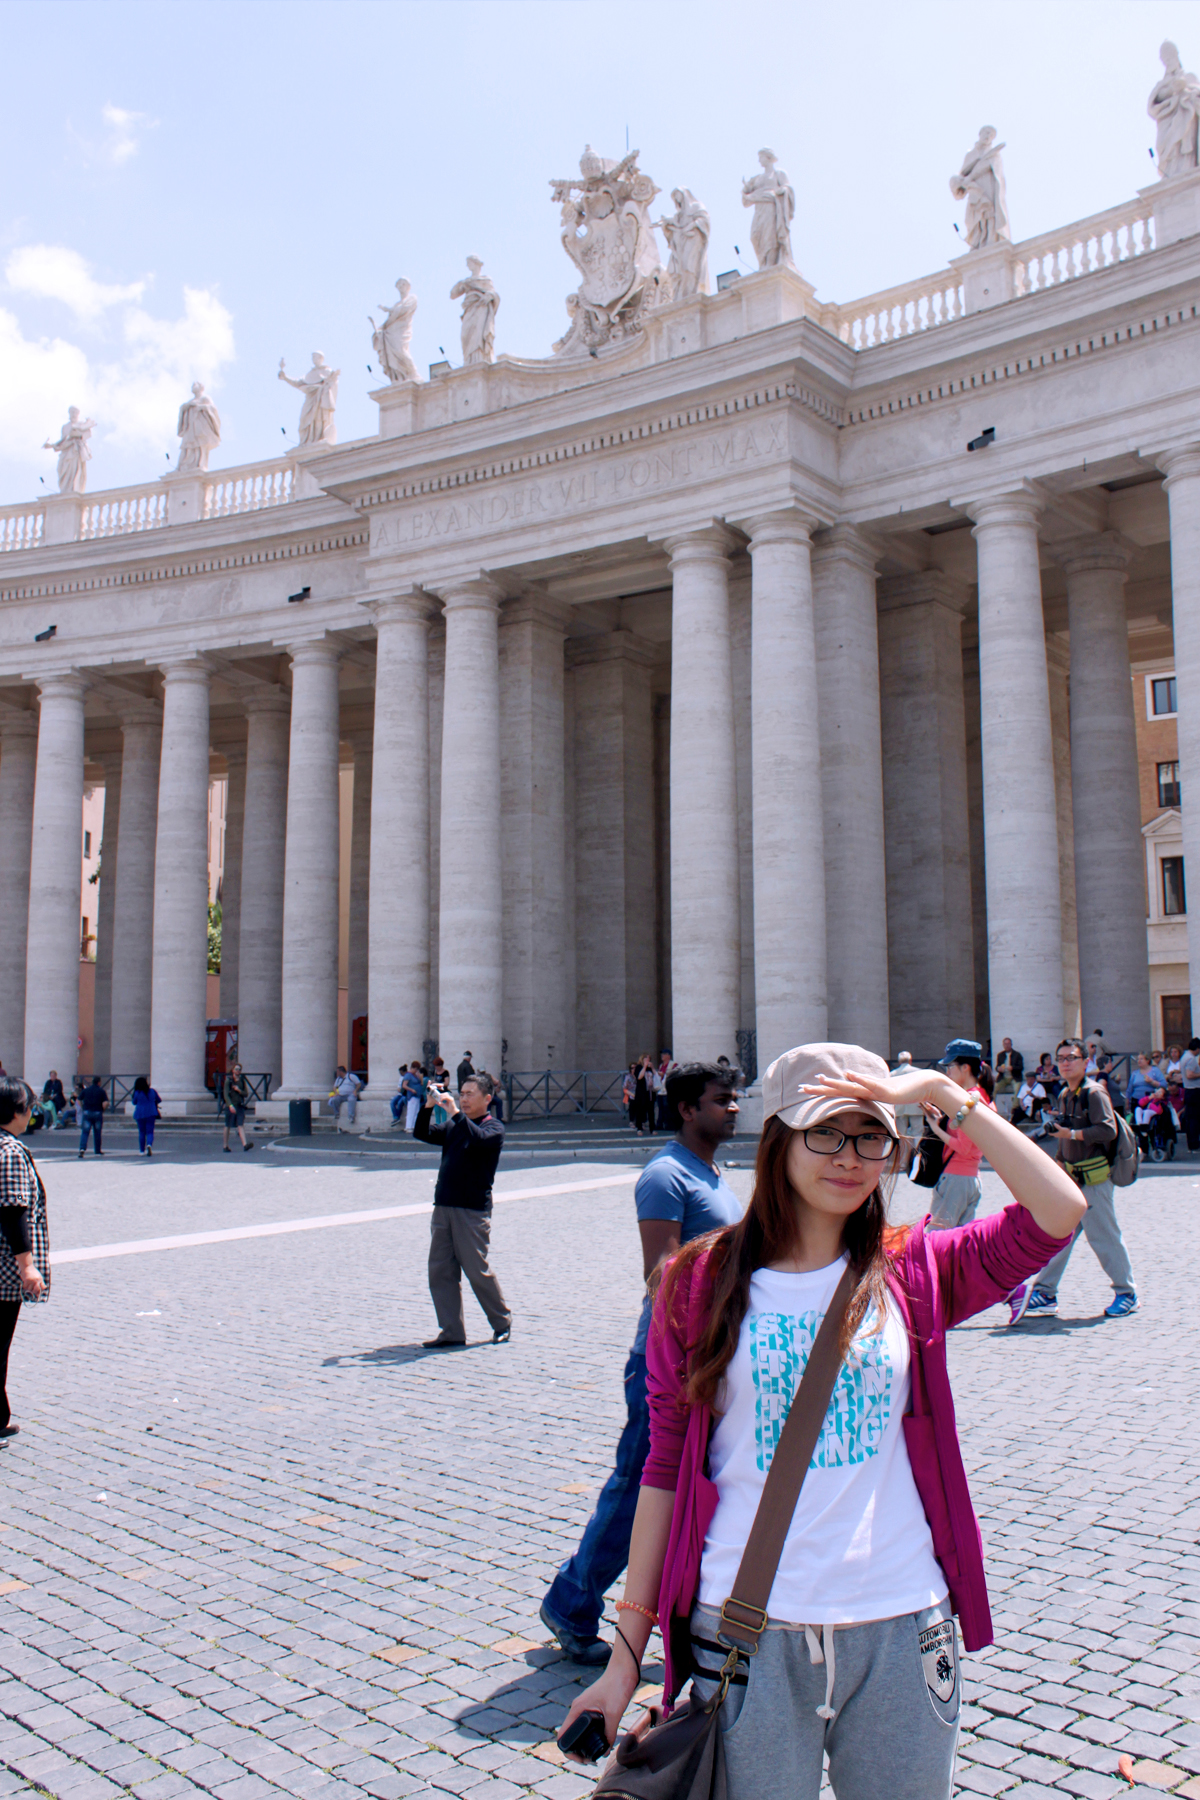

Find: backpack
1108;1108;1140;1188
910;1120;947;1188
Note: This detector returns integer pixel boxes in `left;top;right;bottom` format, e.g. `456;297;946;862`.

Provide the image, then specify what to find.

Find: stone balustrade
1011;195;1155;294
824;193;1157;349
0;505;44;552
0;455;299;552
82;485;168;539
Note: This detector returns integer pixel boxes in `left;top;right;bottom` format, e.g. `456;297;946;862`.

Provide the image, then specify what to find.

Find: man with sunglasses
1008;1037;1138;1323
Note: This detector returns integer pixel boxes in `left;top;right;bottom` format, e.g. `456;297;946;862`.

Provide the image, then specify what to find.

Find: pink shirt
942;1087;993;1176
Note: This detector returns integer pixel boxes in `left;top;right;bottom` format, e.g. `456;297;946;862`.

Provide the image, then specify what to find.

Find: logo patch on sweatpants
919;1618;957;1703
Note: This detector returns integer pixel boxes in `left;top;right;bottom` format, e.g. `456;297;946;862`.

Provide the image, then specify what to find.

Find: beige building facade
3;160;1200;1118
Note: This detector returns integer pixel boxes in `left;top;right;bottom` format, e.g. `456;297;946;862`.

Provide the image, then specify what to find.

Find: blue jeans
391;1094;405;1121
137;1119;154;1151
79;1112;103;1154
543;1350;650;1642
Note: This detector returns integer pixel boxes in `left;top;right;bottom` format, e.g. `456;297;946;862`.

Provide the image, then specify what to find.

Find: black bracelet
613;1621;642;1686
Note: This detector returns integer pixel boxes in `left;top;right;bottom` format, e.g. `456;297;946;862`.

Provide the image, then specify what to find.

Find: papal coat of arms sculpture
551;145;674;357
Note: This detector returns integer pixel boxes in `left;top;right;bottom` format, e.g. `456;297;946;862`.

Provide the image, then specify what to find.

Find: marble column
666;528;740;1062
743;513;827;1072
366;596;433;1091
1045;637;1082;1041
0;709;38;1076
811;524;890;1053
238;689;290;1087
91;750;122;1075
1158;449;1200;1012
967;492;1064;1054
346;732;372;1041
438;580;504;1078
23;675;87;1085
500;597;569;1071
876;574;975;1054
218;743;247;1021
276;641;342;1098
150;660;211;1108
110;707;161;1075
569;632;658;1069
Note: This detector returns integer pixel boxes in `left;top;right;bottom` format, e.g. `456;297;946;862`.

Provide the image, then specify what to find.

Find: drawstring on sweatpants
803;1623;838;1720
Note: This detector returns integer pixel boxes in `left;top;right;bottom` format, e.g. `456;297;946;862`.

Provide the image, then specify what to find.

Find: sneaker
538;1600;612;1666
1006;1281;1034;1325
493;1325;511;1344
1104;1291;1139;1319
1024;1289;1058;1317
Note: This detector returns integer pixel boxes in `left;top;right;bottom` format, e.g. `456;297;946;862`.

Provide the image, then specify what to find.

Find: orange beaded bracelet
616;1599;659;1626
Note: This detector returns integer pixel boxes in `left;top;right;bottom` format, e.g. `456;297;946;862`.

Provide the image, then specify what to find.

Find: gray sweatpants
1036;1178;1135;1296
929;1171;981;1230
689;1599;959;1799
428;1205;511;1341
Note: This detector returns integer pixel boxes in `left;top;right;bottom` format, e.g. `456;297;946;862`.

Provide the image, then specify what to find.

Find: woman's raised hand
803;1067;957;1111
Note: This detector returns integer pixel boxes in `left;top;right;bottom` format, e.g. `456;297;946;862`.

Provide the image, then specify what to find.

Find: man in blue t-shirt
540;1062;742;1663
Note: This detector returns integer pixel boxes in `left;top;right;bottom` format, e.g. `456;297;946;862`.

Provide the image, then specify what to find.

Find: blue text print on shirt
749;1309;893;1472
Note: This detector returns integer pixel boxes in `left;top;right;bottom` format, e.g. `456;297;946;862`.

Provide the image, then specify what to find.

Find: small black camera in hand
557;1709;611;1762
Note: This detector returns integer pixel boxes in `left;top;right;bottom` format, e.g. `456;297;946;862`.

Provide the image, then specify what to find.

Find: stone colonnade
2;472;1187;1103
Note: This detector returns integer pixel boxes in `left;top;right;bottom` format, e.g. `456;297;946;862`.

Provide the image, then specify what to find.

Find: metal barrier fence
503;1070;628;1121
99;1073;273;1110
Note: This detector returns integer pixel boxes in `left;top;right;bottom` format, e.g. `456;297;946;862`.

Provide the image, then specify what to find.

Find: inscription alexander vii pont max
372;419;787;548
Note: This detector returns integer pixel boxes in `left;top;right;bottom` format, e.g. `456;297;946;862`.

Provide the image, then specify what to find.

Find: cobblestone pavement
0;1145;1197;1799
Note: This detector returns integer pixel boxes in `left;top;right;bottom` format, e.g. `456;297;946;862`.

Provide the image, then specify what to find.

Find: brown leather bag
589;1264;856;1800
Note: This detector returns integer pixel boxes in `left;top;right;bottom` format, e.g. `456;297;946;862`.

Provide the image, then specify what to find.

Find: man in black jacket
415;1072;511;1347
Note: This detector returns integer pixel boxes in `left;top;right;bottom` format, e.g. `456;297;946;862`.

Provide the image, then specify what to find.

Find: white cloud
100;103;157;165
0;249;235;475
6;245;145;322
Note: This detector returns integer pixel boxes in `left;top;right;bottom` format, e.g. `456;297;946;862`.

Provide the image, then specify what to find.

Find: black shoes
422;1337;467;1350
493;1325;512;1344
538;1602;611;1665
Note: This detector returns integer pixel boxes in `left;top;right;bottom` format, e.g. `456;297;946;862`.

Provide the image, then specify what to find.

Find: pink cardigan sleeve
928;1202;1074;1329
641;1258;695;1490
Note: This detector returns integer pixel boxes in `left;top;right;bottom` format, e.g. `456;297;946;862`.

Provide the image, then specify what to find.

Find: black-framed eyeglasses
802;1125;897;1162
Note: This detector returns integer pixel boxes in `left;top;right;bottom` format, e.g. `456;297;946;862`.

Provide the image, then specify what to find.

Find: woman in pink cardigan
559;1041;1085;1799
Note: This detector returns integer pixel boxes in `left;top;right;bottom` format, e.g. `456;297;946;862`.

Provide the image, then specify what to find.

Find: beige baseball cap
762;1042;898;1135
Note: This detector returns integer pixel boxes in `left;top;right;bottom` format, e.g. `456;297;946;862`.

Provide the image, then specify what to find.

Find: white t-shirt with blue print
699;1256;947;1624
631;1141;742;1355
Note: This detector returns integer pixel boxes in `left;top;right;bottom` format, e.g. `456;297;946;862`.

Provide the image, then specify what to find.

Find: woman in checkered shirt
0;1077;51;1440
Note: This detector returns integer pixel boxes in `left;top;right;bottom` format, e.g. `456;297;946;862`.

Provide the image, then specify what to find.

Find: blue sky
0;0;1191;503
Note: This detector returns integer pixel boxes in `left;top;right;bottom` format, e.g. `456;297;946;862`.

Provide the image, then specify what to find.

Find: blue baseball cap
938;1038;982;1067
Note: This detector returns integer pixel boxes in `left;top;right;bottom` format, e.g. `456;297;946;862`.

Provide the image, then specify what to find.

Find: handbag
589;1263;856;1800
910;1119;947;1189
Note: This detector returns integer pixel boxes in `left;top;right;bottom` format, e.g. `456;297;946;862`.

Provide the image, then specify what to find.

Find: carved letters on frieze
371;418;788;549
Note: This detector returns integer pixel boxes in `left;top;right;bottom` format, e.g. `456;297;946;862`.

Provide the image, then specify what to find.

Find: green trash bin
288;1098;312;1136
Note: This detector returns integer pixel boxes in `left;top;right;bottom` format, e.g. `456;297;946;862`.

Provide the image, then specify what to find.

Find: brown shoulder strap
717;1262;856;1651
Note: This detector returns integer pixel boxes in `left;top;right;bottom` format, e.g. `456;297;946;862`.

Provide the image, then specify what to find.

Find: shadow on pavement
988;1315;1109;1336
453;1645;666;1742
321;1340;492;1368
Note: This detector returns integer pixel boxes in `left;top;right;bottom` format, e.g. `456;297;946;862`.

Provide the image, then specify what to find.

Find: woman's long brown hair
660;1114;908;1411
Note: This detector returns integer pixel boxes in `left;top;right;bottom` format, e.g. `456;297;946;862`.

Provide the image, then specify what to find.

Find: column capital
565;628;658;671
35;671;88;704
875;571;972;616
286;638;342;670
811;522;883;571
499;593;572;635
741;507;819;550
436;575;506;612
961;487;1044;533
115;698;162;728
158;656;211;688
1156;444;1200;488
241;685;291;719
361;586;439;628
663;523;739;567
1050;531;1134;577
0;705;38;741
